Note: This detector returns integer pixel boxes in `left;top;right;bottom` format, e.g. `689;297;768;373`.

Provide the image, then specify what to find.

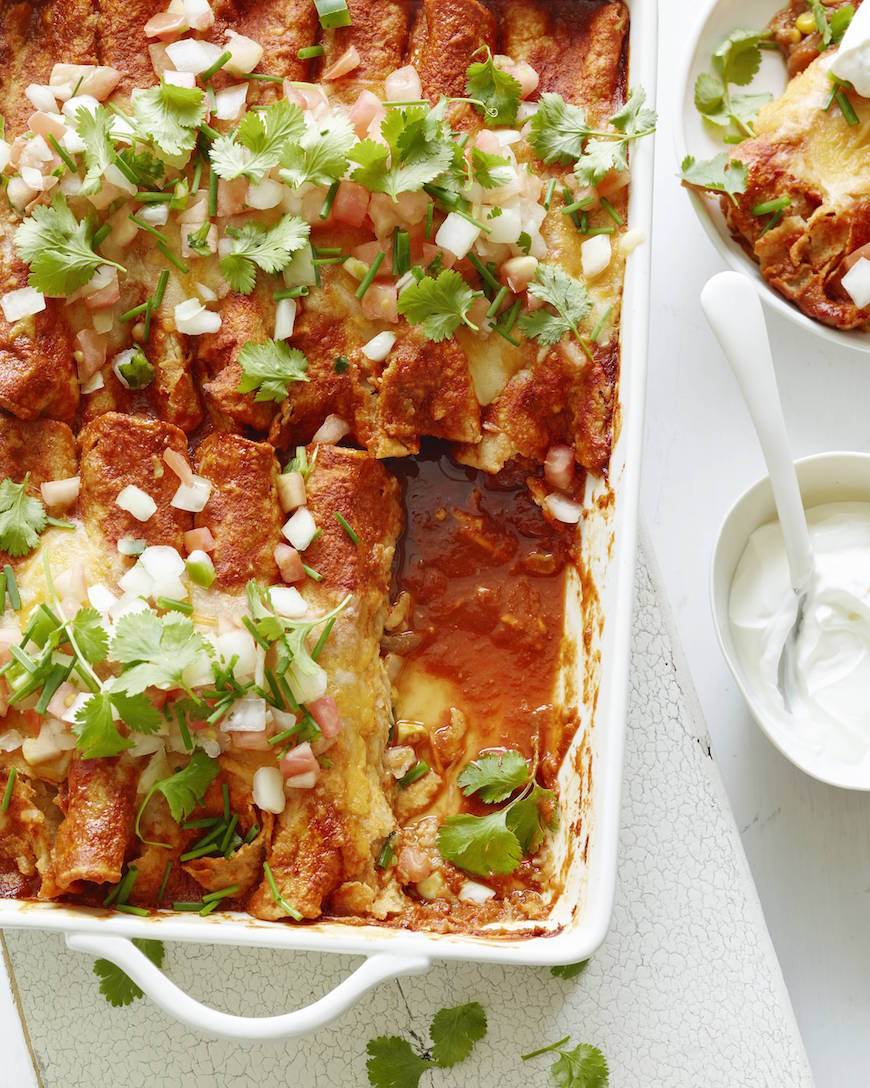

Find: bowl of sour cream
712;452;870;790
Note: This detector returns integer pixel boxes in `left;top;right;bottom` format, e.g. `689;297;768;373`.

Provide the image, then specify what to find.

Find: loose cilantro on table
14;195;124;297
437;750;555;877
349;102;455;200
0;476;47;557
132;80;207;158
75;104;116;195
94;938;165;1007
551;959;589;980
237;338;309;402
210;99;305;182
523;1038;610;1088
279;113;356;189
366;1002;486;1088
220;213;310;294
465;46;521;126
397;269;480;341
680;153;747;204
518;265;593;353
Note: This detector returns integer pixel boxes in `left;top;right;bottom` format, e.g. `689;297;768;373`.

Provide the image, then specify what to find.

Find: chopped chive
591;305;612;342
120;301;149;323
191;157;203;194
502;298;521;334
157;242;189;274
492;323;520;347
837;90;859;126
0;572;6;610
199;900;220;916
273;286;309;300
521;1036;572;1061
267;727;299;747
397;760;429;788
334;511;359;543
244;823;260;845
129;214;169;244
425;201;434;240
112;153;139;187
222;782;230;821
208;166;219;218
1;768;16;814
752;195;791;217
157;861;173;903
174;704;193;751
312;615;336;661
584;226;615;236
376;831;395;869
116;904;150;917
561;195;596;216
35;666;66;715
242;615;270;650
314;246;342;256
320;180;339;220
240;72;284;83
47;134;76;172
543;178;556;209
312;255;348;265
467;252;500;292
92;223;112;248
823;83;838;111
486;285;509;319
758;210;784;238
355;251;385;298
562;186;581;228
314;0;351;28
180;843;220;862
115;865;139;906
298;44;325;59
136;190;173;203
200;49;232;82
172;901;204;912
392;228;410;276
579;211;588;233
8;646;34;673
199;122;220;141
219;815;239;853
263;861;303;920
157;596;193;614
71;74;85;98
153;269;170;308
45;516;75;530
599;196;624;226
303;563;324;582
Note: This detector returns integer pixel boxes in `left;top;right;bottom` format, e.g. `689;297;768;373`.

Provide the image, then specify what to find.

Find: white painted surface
649;4;870;1085
0;937;38;1088
0;546;812;1086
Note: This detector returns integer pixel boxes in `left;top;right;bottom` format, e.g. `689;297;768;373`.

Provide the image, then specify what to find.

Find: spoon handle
701;271;814;591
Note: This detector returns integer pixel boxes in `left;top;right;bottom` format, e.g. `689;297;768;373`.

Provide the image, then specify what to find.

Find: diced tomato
350;89;382;139
184;526;216;554
545;445;576;492
22;709;42;737
475;129;501;155
28;112;66;141
217;176;247;217
352;239;389;272
397;846;435;883
145;687;169;711
309;696;342;739
361;282;398;323
279;741;319;778
83;278;120;310
384;65;422;103
75;329;107;379
332;181;370;228
230;729;271;750
274;543;306;584
322;45;361;81
598;169;630;200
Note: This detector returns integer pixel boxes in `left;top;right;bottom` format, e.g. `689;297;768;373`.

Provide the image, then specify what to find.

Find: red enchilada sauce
390;445;575;790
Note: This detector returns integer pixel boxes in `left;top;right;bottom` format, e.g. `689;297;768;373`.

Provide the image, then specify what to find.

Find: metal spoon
701;272;815;710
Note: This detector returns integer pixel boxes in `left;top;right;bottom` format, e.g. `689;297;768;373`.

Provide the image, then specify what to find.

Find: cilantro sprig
109;608;209;697
210;99;305;182
94;938;165;1007
220;213;310;294
349;102;455;200
135;749;220;847
76;104;116;196
366;1002;486;1088
74;689;161;759
518;266;593;355
465;46;521;126
398;269;480;341
437;750;555;877
132;80;207;158
279;113;356;189
237;338;309;402
0;476;47;557
522;1037;609;1088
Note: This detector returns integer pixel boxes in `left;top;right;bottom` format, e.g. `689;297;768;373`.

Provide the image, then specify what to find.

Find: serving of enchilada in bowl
0;0;656;1035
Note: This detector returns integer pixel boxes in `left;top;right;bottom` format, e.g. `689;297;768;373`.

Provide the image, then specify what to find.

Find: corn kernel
786;26;802;44
796;12;817;34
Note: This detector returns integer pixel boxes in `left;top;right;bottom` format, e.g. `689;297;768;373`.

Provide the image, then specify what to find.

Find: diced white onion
516;101;539;122
224;30;264;77
458;880;496;903
26;84;59;113
268;585;307;618
282;507;317;551
22;719;78;764
213;629;257;682
183;0;215;30
116;484;157;522
140;545;185;583
81;370;105;394
61;692;92;725
215;83;249;121
138;202;169;227
0;730;25;753
128;734;166;758
60;170;84;194
282;246;316;287
435;212;481;259
40;476;80;508
91;309;114;334
247;177;283;211
253;766;286;813
284;770;317;790
581;234;612;279
1;286;45;322
174;297;221;334
194;281;217;302
361;331;396;362
274;297;297;340
61;94;100;120
223;695;267;732
842;257;870;309
276;471;306;512
0;140;10;174
485;204;522;245
119;562;154;598
311;413;349;444
104;162;137;195
6;176;37;211
170;475;212;512
543;493;582;524
165;38;225;75
88;583;118;613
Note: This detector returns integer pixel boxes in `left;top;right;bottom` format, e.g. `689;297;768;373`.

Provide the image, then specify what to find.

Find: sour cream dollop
830;2;870;96
729;502;870;768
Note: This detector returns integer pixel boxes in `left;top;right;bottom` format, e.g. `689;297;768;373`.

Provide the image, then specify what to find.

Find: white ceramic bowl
712;451;870;790
677;0;870;353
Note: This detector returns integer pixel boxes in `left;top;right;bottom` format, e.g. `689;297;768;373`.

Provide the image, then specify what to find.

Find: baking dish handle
65;932;430;1041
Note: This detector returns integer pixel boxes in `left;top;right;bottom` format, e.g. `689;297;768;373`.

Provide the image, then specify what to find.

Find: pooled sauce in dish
729;501;870;767
390;446;575;792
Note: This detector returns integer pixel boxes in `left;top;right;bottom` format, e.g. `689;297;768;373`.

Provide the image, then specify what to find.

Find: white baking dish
0;1;657;1040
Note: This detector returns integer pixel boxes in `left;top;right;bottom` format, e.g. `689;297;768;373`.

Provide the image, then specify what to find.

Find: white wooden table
648;4;870;1084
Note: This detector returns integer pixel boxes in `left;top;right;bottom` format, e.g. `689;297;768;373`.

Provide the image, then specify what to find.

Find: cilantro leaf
94;939;165;1007
507;784;556;855
110;609;207;695
680;152;747;204
74;692;134;759
0;477;46;557
551;960;589;980
551;1044;609;1088
526;93;592;165
430;1002;487;1067
132;80;207;158
465;46;521;126
349;104;454;199
519;265;592;347
14;195;121;297
609;86;657;138
70;607;109;664
437;808;522;877
397;269;478;341
143;749;219;829
574;137;627;188
112;692;162;734
186;222;212;258
695;30;772;141
115;147;164;187
470;147;513;189
237;338;309;402
458;750;530;803
76;104;116;196
713;29;764;87
210;99;305;182
366;1037;432;1088
220;213;310;294
279;113;356;189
